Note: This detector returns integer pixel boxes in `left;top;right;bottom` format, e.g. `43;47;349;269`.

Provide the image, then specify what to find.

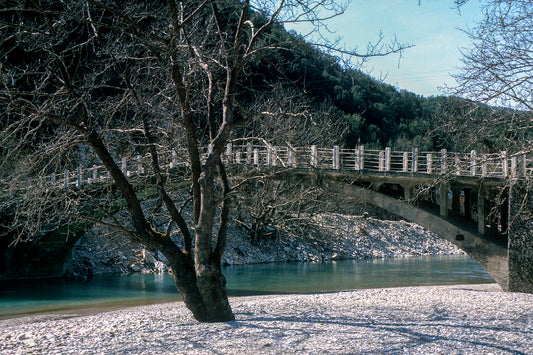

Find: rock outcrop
72;200;463;278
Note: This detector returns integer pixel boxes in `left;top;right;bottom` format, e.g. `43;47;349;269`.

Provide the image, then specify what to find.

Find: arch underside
327;182;509;290
277;169;510;290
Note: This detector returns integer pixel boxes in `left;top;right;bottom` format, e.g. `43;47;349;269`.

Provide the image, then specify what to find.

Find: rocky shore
72;206;464;277
1;284;532;354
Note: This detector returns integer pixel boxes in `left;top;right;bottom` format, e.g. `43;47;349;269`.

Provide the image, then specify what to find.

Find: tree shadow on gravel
231;310;531;354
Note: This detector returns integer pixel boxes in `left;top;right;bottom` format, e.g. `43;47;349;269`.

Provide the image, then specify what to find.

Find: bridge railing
223;144;531;180
7;144;532;192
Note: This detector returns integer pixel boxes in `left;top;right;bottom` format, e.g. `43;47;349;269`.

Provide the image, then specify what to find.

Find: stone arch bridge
2;144;532;293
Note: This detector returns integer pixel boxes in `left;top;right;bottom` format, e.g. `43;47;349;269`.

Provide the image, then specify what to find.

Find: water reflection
0;255;494;318
223;255;494;294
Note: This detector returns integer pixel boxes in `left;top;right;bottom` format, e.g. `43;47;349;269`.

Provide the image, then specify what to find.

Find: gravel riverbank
73;210;465;276
1;284;532;354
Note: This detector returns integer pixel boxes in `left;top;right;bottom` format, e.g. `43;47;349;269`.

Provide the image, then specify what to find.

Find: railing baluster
310;145;317;167
412;148;418;173
511;156;517;177
77;166;83;187
171;149;177;168
482;154;488;177
440;149;447;175
288;148;296;167
64;169;69;189
225;143;233;163
266;146;272;166
137;155;144;174
520;153;527;177
384;147;391;172
355;146;364;170
402;152;409;172
92;165;97;183
501;151;508;177
333;146;340;170
470;150;477;176
246;143;252;165
426;153;432;174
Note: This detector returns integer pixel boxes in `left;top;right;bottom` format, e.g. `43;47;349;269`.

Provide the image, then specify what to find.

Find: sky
287;0;484;97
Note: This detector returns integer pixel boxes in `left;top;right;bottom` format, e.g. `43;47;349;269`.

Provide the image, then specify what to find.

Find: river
0;255;494;319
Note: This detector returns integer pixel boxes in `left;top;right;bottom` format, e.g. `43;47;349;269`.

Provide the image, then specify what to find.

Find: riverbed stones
72;210;464;277
1;284;531;354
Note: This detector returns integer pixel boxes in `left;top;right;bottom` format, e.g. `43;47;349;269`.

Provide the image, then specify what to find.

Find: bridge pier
478;190;486;235
403;184;414;200
439;183;449;217
508;181;533;293
463;188;472;219
451;187;461;215
500;188;509;236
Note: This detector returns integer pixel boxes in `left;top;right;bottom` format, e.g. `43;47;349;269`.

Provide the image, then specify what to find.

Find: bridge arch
332;182;508;288
278;170;510;290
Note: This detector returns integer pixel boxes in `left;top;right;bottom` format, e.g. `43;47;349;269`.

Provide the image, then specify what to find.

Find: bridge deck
6;144;532;191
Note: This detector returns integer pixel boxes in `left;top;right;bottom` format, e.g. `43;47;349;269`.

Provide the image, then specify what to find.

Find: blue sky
287;0;484;97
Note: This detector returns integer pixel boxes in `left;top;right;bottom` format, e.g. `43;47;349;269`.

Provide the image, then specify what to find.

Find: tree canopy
0;0;411;322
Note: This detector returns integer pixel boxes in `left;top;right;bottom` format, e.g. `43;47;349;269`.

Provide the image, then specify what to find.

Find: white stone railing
222;144;531;179
9;144;532;191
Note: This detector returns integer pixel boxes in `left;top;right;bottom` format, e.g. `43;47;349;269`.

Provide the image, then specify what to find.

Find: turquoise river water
0;255;494;318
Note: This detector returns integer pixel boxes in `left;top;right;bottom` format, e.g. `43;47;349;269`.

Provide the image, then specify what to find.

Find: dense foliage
222;21;514;152
0;1;513;158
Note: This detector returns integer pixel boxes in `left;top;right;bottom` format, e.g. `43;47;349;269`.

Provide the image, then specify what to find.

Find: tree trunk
168;257;208;322
87;130;234;322
165;249;234;322
196;253;235;322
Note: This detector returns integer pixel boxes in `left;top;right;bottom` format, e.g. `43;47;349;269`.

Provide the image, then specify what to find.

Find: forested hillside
0;3;508;158
233;21;509;152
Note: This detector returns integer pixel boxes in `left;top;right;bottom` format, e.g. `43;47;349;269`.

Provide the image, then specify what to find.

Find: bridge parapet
6;144;531;192
11;143;523;244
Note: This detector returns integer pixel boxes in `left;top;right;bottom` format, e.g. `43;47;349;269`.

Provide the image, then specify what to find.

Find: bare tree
0;0;409;322
242;86;348;147
454;0;532;110
232;87;348;245
446;0;533;152
429;0;533;235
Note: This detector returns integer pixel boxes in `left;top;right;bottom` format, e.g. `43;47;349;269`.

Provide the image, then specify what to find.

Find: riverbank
1;283;531;354
72;205;465;276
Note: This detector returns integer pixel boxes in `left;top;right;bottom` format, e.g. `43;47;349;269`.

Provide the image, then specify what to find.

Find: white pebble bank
1;284;532;354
